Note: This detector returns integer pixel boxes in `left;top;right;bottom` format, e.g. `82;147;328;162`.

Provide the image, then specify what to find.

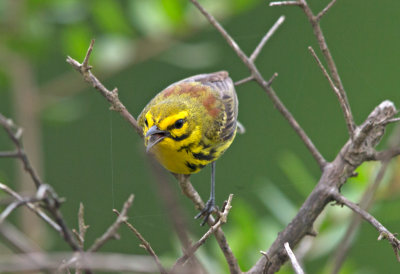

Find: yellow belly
150;131;236;174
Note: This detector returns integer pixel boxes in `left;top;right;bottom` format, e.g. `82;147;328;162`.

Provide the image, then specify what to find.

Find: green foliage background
1;0;400;273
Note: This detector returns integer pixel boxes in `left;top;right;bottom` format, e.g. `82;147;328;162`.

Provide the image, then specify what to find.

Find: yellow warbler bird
138;71;239;225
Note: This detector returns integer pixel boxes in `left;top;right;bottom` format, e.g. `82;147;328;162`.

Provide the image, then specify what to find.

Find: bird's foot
195;198;217;226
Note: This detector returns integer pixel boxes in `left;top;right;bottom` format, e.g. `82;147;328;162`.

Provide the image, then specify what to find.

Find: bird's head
141;101;199;152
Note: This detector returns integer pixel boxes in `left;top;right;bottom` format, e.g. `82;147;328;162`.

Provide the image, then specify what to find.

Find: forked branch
190;0;327;170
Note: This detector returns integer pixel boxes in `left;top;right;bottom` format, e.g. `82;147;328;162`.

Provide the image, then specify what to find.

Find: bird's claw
195;199;217;226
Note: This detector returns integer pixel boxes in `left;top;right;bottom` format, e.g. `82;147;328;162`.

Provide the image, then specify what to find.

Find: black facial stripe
170;133;190;141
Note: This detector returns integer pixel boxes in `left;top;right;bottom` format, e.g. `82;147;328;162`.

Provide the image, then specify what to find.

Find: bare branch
332;192;400;262
284;242;304;274
177;174;240;273
330;125;400;272
172;194;233;270
269;1;301;7
190;0;327;170
73;203;89;248
0;114;42;188
0;150;20;158
0;221;42;253
381;117;400;125
316;0;338;21
0;183;61;232
296;0;356;138
369;148;400;162
114;209;167;274
250;15;285;62
66;42;142;137
249;101;397;273
82;39;94;70
308;46;354;137
267;73;279;87
235;76;254;86
88;194;134;252
331;161;390;273
0;252;159;273
0;197;42;224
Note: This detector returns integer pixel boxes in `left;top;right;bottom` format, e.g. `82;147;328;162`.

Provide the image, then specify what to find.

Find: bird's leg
195;161;217;226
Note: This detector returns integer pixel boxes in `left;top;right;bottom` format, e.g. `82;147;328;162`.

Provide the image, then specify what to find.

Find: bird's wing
180;71;238;142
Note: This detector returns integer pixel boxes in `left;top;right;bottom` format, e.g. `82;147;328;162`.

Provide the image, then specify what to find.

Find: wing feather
178;71;238;142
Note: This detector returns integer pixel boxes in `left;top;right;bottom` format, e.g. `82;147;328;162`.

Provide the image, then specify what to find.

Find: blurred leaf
307;217;348;259
159;42;220;69
92;0;132;35
41;97;86;124
129;0;175;37
161;0;187;25
94;35;135;71
61;24;93;60
256;179;297;225
278;150;315;197
227;199;259;270
232;0;259;12
47;0;87;24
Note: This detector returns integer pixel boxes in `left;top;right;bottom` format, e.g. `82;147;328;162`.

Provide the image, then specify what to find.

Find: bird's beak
145;125;169;152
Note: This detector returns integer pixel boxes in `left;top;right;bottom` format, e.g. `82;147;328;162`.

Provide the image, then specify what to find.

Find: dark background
1;0;400;273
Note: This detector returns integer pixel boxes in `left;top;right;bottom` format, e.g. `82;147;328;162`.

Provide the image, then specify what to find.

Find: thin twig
297;0;356;138
0;150;20;158
250;15;285;62
73;203;89;248
235;76;254;86
37;185;83;253
381;117;400;125
88;194;134;252
177;174;240;273
330;161;389;273
0;114;42;188
66;42;142;137
331;125;400;272
308;46;354;137
369;148;400;162
172;194;233;270
114;210;167;274
332;192;400;262
316;0;338;21
0;252;159;273
0;197;42;224
284;242;304;274
267;73;279;87
0;183;61;232
82;40;94;70
190;0;327;170
269;1;301;7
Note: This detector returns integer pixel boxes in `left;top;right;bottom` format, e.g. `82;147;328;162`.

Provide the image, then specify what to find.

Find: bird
138;71;240;225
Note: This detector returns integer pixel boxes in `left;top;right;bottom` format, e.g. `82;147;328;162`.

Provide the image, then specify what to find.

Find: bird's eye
144;118;148;127
174;119;185;129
